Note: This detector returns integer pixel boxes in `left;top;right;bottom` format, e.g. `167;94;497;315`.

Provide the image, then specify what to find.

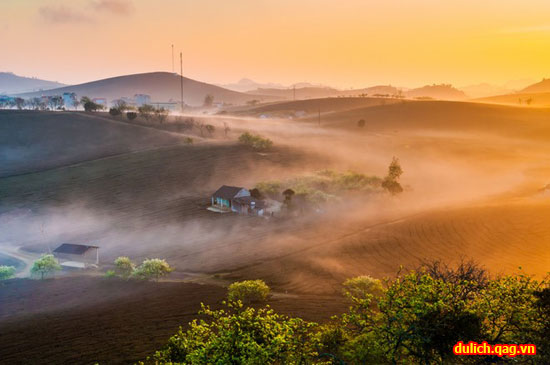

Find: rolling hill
18;72;280;106
406;84;466;100
0;72;65;95
520;78;550;93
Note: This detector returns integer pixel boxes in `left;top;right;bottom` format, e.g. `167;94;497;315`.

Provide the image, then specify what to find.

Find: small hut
53;243;99;269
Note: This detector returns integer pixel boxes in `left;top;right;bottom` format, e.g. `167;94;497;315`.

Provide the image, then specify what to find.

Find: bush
31;254;61;279
133;258;173;281
228;279;270;303
0;265;16;280
153;301;317;364
114;256;135;279
126;112;137;120
104;270;116;278
239;132;273;151
109;107;121;116
184;137;193;144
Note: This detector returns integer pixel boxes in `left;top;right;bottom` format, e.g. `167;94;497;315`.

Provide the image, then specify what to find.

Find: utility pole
180;52;184;113
171;44;174;73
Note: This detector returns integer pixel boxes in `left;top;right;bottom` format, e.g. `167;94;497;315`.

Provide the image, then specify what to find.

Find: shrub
239;132;273;151
109;107;121;116
114;256;135;278
358;119;366;127
133;258;173;281
153;301;317;364
138;104;155;121
105;270;116;278
126;112;137;120
31;254;61;279
184;137;194;144
228;279;270;303
0;265;16;280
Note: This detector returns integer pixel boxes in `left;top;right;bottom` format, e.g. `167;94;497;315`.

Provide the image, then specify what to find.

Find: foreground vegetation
149;262;549;364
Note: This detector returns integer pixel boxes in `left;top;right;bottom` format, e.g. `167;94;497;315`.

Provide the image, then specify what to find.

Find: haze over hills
219;78;327;92
520;78;550;93
17;72;280;106
474;78;550;106
0;72;65;95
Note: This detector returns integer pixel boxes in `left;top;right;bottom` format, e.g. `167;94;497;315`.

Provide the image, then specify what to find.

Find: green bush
104;270;116;278
228;279;270;303
109;107;121;116
0;265;16;280
31;254;61;279
114;256;135;279
133;258;173;281
126;112;137;120
239;132;273;151
153;301;317;364
184;137;193;144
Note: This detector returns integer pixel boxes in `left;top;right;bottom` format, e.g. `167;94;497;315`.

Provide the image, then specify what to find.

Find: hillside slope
18;72;279;106
0;72;65;95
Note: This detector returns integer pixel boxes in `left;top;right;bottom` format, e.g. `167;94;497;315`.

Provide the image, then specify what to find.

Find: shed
211;185;250;212
53;243;99;267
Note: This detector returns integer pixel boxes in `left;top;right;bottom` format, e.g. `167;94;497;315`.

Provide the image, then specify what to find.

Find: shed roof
212;185;246;200
53;243;99;255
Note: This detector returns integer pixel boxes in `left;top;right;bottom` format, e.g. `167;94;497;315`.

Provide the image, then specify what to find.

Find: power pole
180;52;184;113
171;44;174;73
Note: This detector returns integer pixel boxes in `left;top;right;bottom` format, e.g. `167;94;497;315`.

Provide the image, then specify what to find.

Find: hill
406;84;466;100
476;91;550;106
0;72;65;95
18;72;279;106
520;78;550;93
459;83;513;98
244;85;401;100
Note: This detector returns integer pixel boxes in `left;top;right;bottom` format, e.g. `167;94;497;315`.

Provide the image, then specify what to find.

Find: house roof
212;185;245;200
53;243;99;255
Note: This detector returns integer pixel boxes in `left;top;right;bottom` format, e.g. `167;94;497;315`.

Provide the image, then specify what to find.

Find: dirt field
1;100;550;362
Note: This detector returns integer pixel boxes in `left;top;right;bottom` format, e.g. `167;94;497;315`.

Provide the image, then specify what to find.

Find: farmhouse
210;185;265;216
53;243;99;269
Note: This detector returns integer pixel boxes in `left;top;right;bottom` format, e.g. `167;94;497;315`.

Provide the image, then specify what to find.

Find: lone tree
133;258;173;281
357;119;366;128
203;94;214;107
31;254;61;279
205;124;215;136
223;121;231;137
381;157;404;195
81;96;103;112
282;188;295;205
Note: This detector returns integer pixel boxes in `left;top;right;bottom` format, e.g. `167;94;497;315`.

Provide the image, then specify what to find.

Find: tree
113;99;129;113
133;258;173;281
223;121;231;137
195;121;206;136
138;104;155;121
526;98;533;105
0;265;16;280
109;107;121;116
153;301;317;364
357;119;366;128
282;188;295;205
31;254;61;279
228;280;270;303
381;157;403;195
203;94;214;107
114;256;135;279
14;97;25;110
250;188;263;199
247;99;259;106
205;124;215;136
49;95;63;110
81;96;102;112
126;111;137;120
154;107;169;124
239;132;273;151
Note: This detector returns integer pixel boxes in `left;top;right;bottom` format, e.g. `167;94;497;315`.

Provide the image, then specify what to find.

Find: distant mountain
244;84;402;100
406;84;466;100
0;72;65;95
460;83;513;98
18;72;280;106
520;78;550;93
220;78;329;92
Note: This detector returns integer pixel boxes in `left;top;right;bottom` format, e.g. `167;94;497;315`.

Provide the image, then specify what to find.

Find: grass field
1;100;550;362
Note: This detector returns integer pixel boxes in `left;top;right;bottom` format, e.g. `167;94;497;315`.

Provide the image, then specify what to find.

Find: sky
1;0;550;88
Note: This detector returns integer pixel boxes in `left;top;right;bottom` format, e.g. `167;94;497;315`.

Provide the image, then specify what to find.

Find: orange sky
1;0;550;88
